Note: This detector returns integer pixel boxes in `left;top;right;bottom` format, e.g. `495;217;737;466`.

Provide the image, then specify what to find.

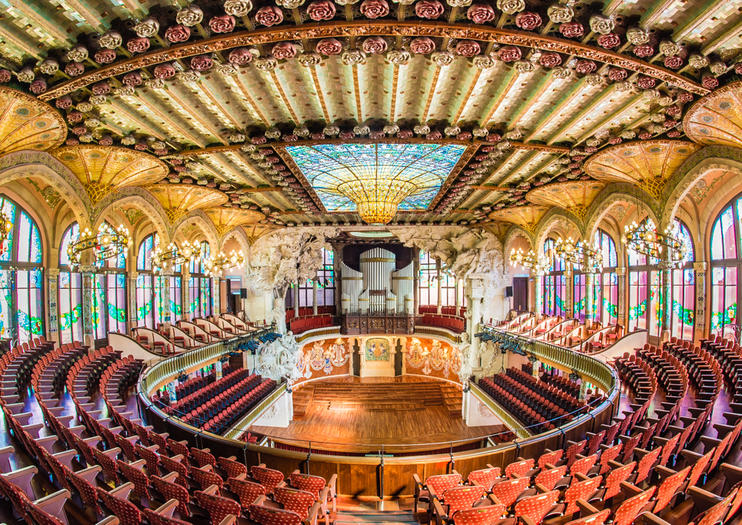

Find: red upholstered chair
117;459;150;501
563;509;611;525
600;461;636;501
490;476;530;508
467;467;501;491
251;465;285;494
505;458;535;479
274;486;319;522
534;466;568;491
612;486;656;525
229;476;266;509
191;447;216;468
414;472;462;513
143;500;193;525
439;485;487;514
563;475;603;517
136;443;161;475
513;490;560;525
598;443;622;475
159;454;189;487
97;484;142;525
633;446;662;485
218;456;248;479
451;504;507;525
151;473;191;518
289;472;326;499
570;455;598;478
192;465;225;492
251;498;303;525
690;487;739;525
653;466;690;514
65;466;103;518
195;485;242;525
23;501;65;525
538;450;564;470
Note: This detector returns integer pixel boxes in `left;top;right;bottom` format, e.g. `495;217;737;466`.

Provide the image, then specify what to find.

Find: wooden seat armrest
109;482;134;500
160;471;180;483
202;484;220;496
486;463;496;469
129;459;147;472
83;436;101;448
687;486;723;514
637;512;673;525
35;489;71;520
576;499;599;515
655;465;676;480
680;449;702;464
488;494;503;506
633;448;650;459
307;500;322;525
328;473;337;497
53;449;78;470
535;483;549;493
3;465;38;499
229;473;247;482
713;423;735;436
574;473;590;482
653;436;669;447
218;515;237;525
102;447;122;460
155;499;180;518
608;460;625;469
253;495;267;506
721;463;742;486
95;516;119;525
291;469;301;476
521;517;537;525
700;436;721;452
620;481;643;497
77;466;101;484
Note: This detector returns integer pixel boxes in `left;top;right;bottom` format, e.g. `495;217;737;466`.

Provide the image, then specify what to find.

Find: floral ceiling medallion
683;81;742;149
525;180;605;221
0;86;66;155
146;184;228;224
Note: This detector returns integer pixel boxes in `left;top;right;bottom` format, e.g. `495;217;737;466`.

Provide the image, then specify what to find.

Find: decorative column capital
693;261;707;274
47;268;60;278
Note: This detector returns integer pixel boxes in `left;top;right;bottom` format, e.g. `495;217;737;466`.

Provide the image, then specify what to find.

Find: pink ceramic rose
633;44;654;58
126;37;151;53
574;59;597;74
190;55;213;71
361;0;389;18
410;37;436;54
65;62;85;76
636;75;656;89
466;3;495;24
597;33;621;49
67;111;83;124
228;48;254;65
154;64;176;79
702;74;719;90
515;11;542;30
29;79;47;94
315;38;343;55
498;45;522;62
91;81;110;95
676;91;693;103
455;40;480;57
55;96;72;109
66;138;80;146
123;72;143;86
99;136;114;146
165;24;191;43
362;36;387;54
307;0;336;21
664;55;684;69
94;49;117;64
607;67;627;81
272;42;298;60
559;22;584;38
72;125;87;136
415;0;444;19
539;52;561;68
0;70;11;83
209;15;236;33
255;6;284;27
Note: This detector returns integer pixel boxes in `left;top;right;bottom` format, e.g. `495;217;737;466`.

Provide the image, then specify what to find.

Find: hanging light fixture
509;248;548;275
67;223;131;269
0;210;12;257
623;219;688;268
203;250;245;277
151;240;199;274
554;237;603;273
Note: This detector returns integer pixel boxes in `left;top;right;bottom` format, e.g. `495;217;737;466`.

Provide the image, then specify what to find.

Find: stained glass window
593;229;618;325
542;238;566;317
316;248;335;307
136;234;164;329
711;193;742;338
188;241;211;318
59;223;83;344
285;143;466;212
671;219;695;341
89;221;127;339
0;195;44;345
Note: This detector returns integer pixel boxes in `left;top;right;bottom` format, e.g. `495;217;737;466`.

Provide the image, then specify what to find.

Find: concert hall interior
3;0;742;524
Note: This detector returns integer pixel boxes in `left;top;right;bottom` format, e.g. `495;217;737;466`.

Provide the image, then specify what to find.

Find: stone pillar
312;280;318;315
585;272;595;327
467;278;485;362
160;275;170;324
182;268;191;321
128;272;138;332
436;259;442;314
81;267;95;348
294;281;300;318
694;261;707;341
533;274;541;315
455;278;460;314
332;243;342;316
212;277;220;316
660;265;672;342
47;268;60;345
413;248;420;315
564;267;573;318
616;266;627;329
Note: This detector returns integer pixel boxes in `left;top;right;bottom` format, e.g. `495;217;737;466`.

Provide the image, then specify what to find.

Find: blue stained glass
286;143;466;212
0;198;15;263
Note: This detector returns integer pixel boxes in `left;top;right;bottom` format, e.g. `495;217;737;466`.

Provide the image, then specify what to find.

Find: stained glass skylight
285;143;466;224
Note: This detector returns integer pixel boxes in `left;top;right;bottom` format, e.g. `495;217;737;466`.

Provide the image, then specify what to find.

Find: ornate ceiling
1;0;742;233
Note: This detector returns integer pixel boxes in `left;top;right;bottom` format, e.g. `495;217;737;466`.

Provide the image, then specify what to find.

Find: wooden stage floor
249;376;507;453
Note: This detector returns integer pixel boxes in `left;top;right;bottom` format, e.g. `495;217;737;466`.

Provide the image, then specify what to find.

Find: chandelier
509;248;547;274
67;223;131;269
623;219;689;268
554;237;603;273
151;240;200;274
203;250;245;277
0;210;12;257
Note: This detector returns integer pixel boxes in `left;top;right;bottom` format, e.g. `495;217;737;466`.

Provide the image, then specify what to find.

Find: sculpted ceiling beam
38;21;707;101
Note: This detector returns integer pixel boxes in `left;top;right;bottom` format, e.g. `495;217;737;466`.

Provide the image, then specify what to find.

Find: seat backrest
693;487;738;525
564;475;603;517
599;443;623;474
563;509;611;525
274;486;316;520
635;446;662;484
534;466;568;491
289;472;326;499
251;465;285;493
451;504;507;525
250;502;303;525
442;485;486;514
688;449;714;489
570;455;597;477
97;487;142;525
426;473;462;496
514;490;559;525
604;461;636;500
219;457;248;479
537;450;563;470
24;502;64;525
490;476;529;508
151;475;190;517
505;458;535;479
613;487;656;525
467;467;500;491
195;489;241;525
653;466;690;514
192;465;224;490
230;477;266;508
143;507;191;525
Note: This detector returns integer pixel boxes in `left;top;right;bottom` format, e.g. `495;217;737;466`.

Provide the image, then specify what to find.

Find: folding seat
219;456;248;479
537;450;563;470
143;499;195;525
633;446;662;485
191;447;217;468
414;472;462;513
652;465;690;514
250;498;304;525
612;486;656;525
92;447;120;483
467;467;501;491
289;471;333;502
566;441;587;467
490;476;530;508
65;466;103;518
534;465;568;492
274;486;319;521
229;476;266;510
252;464;286;494
505;458;535;479
450;503;506;525
513;490;560;525
597;461;635;501
563;475;603;517
598;443;623;475
159;454;190;488
117;459;150;501
195;485;242;525
570;455;598;478
437;485;487;515
97;484;142;525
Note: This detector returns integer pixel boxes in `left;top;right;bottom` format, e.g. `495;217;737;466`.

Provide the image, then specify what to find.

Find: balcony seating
418;313;466;333
289;314;337;334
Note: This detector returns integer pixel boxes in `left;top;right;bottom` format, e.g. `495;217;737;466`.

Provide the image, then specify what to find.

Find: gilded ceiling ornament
472;54;495;69
432;51;454;66
688;54;708;69
225;0;254;16
89;95;107;105
550;66;572;79
588;15;614;35
335;0;360;5
17;68;35;83
39;59;59;75
151;140;166;150
585;73;604;86
362;36;387;55
76;101;93;112
323;125;340;136
67;46;89;63
255;57;278;70
710;61;727;75
80;133;93;143
659;40;681;56
293;126;310;137
353;125;370;135
298;53;322;66
177;6;204;26
497;0;525;14
547;4;572;23
472;127;488;137
514;60;535;74
121;135;136;145
217;63;238;76
387;49;411;64
98;31;123;50
626;27;649;45
84;117;101;128
447;0;472;6
134;18;160;38
342;50;367;65
266;128;282;139
413;124;430;134
179;70;201;82
383;124;400;134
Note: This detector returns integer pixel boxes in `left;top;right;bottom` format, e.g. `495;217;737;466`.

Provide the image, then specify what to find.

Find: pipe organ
341;248;413;315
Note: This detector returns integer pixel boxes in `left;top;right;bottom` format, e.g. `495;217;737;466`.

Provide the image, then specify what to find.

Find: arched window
418;251;462;309
628;218;662;336
541;238;566;317
671;219;695;340
136;234;165;329
594;229;618;326
285;248;336;312
0;195;44;344
189;241;211;318
91;222;127;339
710;195;742;338
58;223;83;344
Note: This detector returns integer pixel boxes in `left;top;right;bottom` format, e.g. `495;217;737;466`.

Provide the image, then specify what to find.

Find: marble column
313;280;318;315
160;275;170;324
467;278;485;361
564;267;573;318
616;267;627;329
81;266;95;348
694;261;707;341
294;281;300;318
533;274;542;315
413;248;420;315
182;269;191;321
585;272;595;327
455;278;460;314
436;259;442;314
128;272;137;332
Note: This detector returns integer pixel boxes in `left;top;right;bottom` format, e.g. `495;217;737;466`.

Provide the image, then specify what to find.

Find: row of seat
200;379;276;434
506;368;584;413
288;314;336;334
479;377;555;432
486;372;570;422
418;314;466;333
540;372;580;399
162;367;249;416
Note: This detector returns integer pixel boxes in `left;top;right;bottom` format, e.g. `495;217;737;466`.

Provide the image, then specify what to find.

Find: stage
249;376;508;454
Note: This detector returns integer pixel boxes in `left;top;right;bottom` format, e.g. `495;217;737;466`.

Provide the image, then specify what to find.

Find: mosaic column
585;272;595;327
616;267;627;329
660;266;672;342
80;266;95;348
47;268;60;345
532;275;541;314
128;271;138;332
694;261;707;340
564;266;573;318
160;275;170;324
312;280;318;315
212;278;220;315
182;268;191;321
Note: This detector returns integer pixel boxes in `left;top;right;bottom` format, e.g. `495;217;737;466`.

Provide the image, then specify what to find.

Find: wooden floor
249;376;507;453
